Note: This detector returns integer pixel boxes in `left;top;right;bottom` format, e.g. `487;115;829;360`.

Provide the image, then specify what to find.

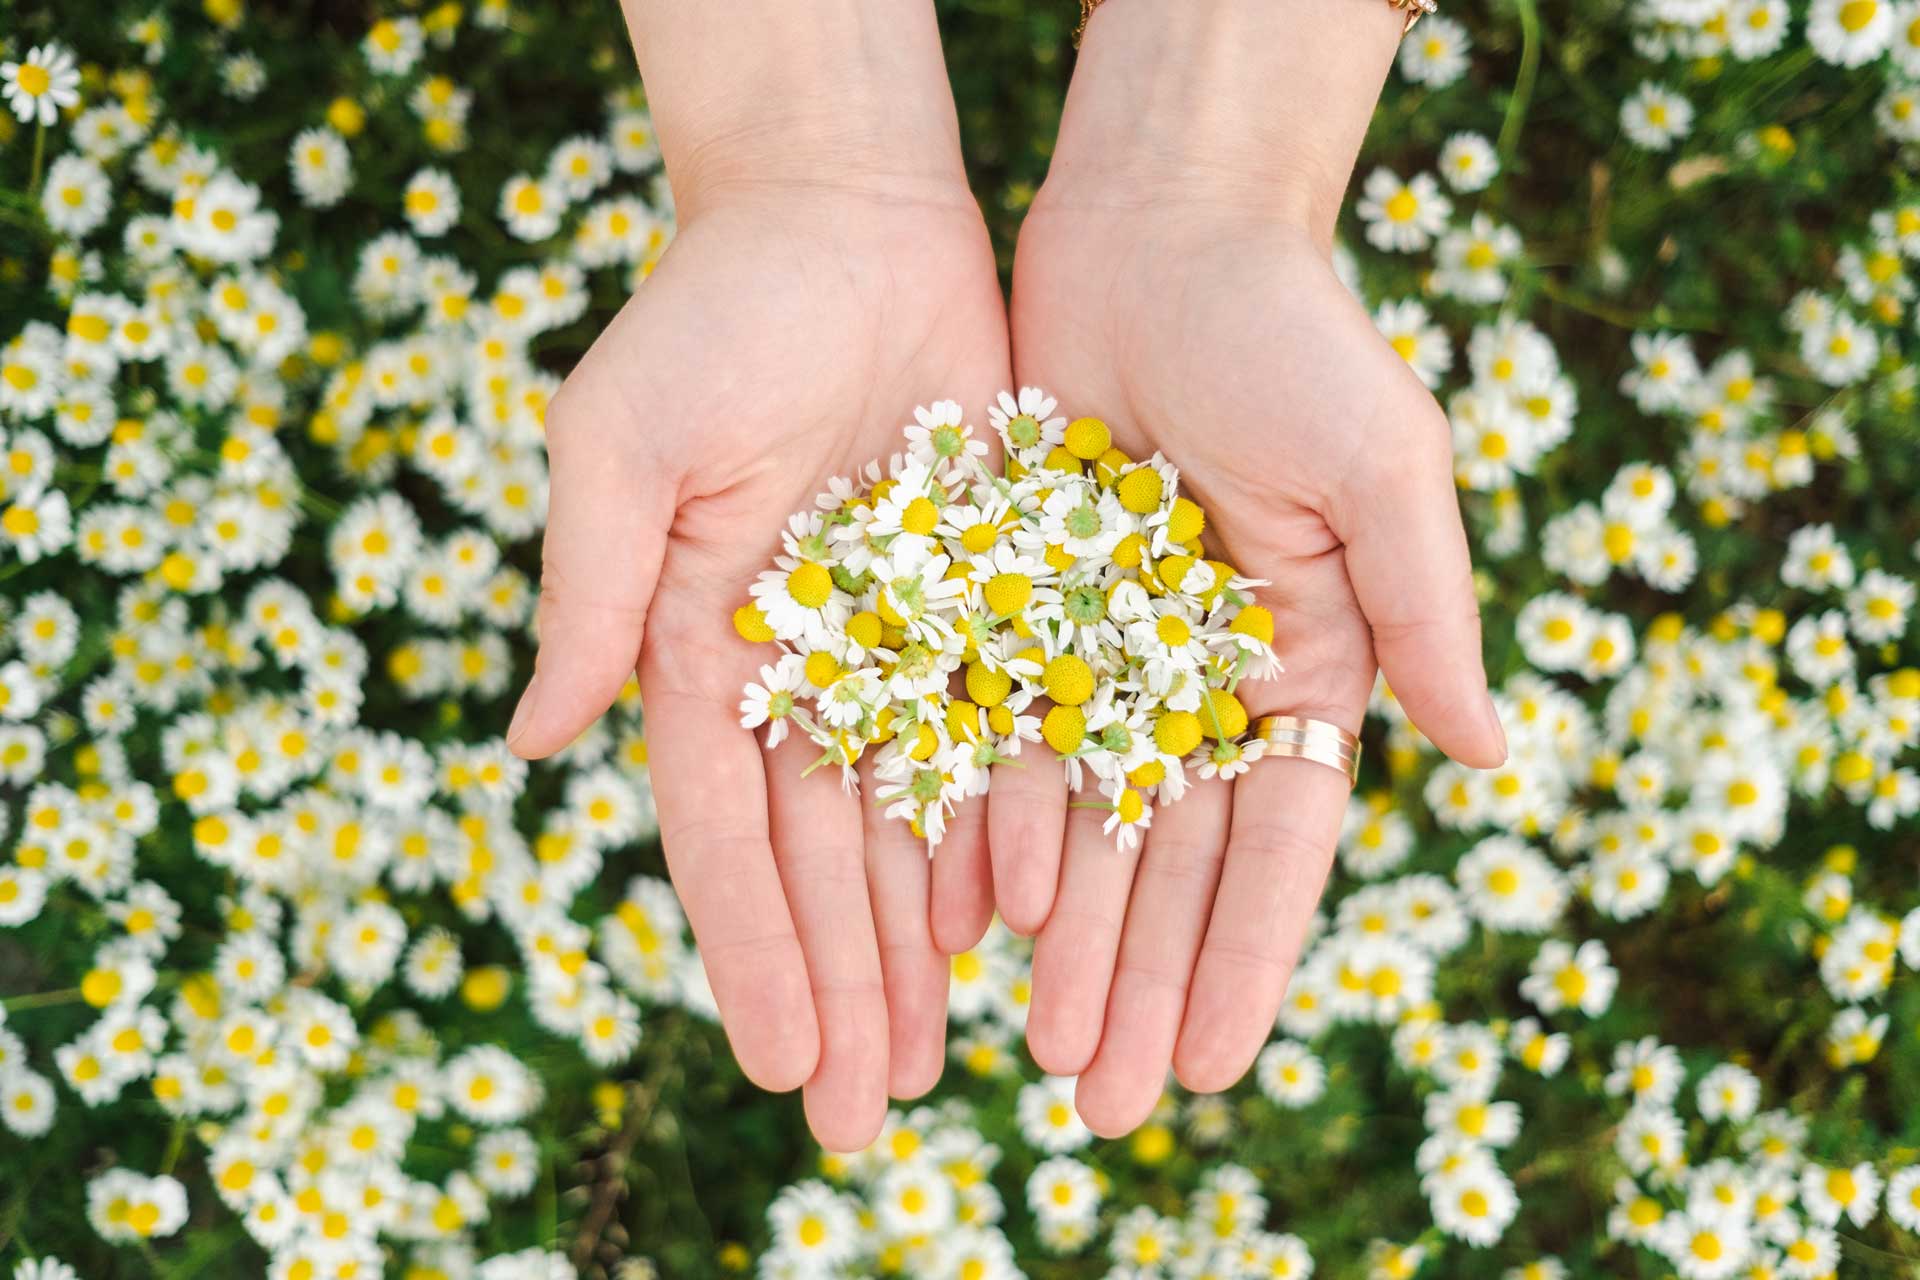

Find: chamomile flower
42;156;113;240
2;43;81;126
905;399;990;470
498;175;562;242
403;169;461;237
1800;1161;1882;1227
1397;15;1471;85
1696;1063;1761;1124
1026;1157;1100;1226
1;1069;56;1138
1430;1160;1519;1247
1521;938;1618;1016
767;1182;860;1268
1621;82;1696;150
1017;1076;1092;1154
1256;1041;1327;1107
1802;312;1879;384
1886;1166;1920;1232
1357;168;1454;252
1807;0;1894;64
987;387;1066;466
289;129;352;207
364;17;426;74
1846;568;1914;642
1439;131;1500;191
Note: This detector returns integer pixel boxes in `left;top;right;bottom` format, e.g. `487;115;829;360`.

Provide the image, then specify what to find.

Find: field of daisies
2;0;1919;1277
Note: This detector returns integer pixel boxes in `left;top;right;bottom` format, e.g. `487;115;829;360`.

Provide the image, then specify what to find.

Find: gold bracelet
1074;0;1100;44
1387;0;1439;34
1075;0;1437;47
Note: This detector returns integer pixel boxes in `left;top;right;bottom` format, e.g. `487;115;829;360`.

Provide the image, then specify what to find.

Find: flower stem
1498;0;1541;160
1;985;85;1013
27;121;47;198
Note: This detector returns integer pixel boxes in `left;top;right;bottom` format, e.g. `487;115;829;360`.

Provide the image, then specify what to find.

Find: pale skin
508;0;1505;1150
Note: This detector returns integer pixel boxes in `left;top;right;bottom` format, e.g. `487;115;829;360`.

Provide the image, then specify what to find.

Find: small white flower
1807;0;1894;65
1439;130;1500;191
1357;168;1453;252
1;43;81;125
1621;82;1695;151
1397;14;1471;85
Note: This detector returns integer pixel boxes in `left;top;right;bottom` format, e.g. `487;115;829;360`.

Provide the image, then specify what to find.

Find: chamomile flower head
1439;131;1501;191
1358;168;1454;252
1398;15;1472;85
1621;82;1696;151
3;43;81;126
1808;0;1895;64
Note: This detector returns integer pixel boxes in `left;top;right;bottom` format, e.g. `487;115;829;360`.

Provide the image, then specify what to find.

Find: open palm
509;188;1009;1150
994;197;1505;1134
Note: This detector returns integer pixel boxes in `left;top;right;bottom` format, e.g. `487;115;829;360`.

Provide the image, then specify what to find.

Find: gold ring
1252;715;1362;787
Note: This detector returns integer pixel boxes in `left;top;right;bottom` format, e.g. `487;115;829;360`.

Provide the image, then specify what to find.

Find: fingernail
507;674;539;749
1482;694;1508;765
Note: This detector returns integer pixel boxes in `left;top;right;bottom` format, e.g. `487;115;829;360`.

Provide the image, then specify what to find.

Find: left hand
990;0;1508;1136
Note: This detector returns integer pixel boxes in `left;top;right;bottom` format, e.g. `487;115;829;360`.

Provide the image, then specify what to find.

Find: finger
986;741;1068;935
1026;793;1139;1077
644;688;818;1093
766;732;889;1152
1074;777;1232;1138
508;377;673;760
930;787;994;955
1330;411;1504;769
860;757;948;1100
1173;728;1352;1094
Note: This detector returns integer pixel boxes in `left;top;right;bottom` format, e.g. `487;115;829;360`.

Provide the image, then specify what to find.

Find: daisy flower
2;43;81;126
41;155;113;240
1356;168;1453;252
1026;1157;1101;1226
905;399;989;470
987;386;1066;466
1396;15;1471;85
1439;131;1500;191
1016;1076;1092;1154
1807;0;1894;65
1521;938;1618;1016
1099;782;1154;852
1256;1041;1327;1107
1799;1161;1882;1227
403;169;461;236
288;128;352;208
1620;82;1695;151
767;1182;861;1269
499;175;563;242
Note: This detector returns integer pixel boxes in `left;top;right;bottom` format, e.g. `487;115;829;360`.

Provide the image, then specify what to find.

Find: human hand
506;4;1009;1151
994;0;1507;1135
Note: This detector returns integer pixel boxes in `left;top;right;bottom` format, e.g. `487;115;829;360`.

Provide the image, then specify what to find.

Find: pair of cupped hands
505;1;1505;1150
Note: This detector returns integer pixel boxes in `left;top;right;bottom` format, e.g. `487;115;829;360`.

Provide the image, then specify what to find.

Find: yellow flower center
787;562;833;609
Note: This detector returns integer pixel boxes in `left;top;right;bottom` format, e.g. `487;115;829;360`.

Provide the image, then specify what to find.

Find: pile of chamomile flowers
732;390;1283;851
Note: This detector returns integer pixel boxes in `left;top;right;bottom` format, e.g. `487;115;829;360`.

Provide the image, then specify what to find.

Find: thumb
1331;409;1506;770
507;382;672;760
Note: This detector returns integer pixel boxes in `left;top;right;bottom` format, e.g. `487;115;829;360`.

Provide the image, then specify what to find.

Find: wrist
1039;0;1404;244
621;0;973;219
